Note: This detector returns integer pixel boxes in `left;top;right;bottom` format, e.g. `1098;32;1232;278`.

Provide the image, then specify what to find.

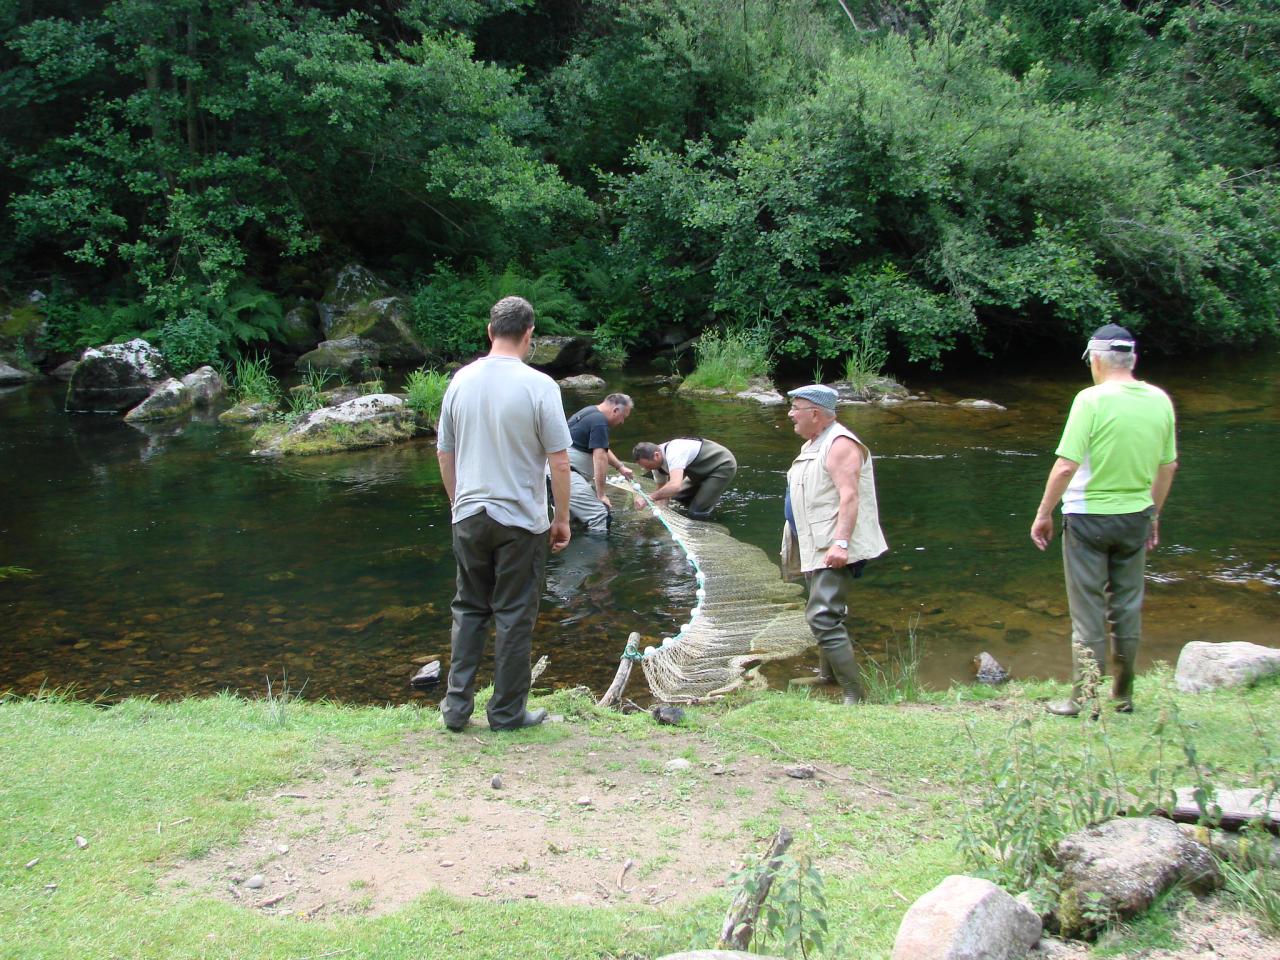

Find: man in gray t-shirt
436;296;572;731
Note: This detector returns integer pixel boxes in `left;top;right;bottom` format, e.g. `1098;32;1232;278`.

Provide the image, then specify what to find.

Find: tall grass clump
231;352;281;405
860;615;924;704
683;323;772;393
841;325;889;393
404;367;450;422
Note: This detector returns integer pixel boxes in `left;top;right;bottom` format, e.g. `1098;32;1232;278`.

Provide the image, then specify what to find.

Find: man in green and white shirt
1031;324;1178;716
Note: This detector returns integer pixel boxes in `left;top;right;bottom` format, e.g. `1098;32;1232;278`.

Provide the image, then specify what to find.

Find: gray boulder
296;337;381;380
956;398;1008;411
891;875;1041;960
558;374;607;391
1175;640;1280;693
527;335;592;375
835;376;909;403
252;394;419;456
0;358;38;384
275;302;324;357
49;360;79;381
181;366;226;406
1055;817;1220;938
317;265;425;364
124;378;193;422
0;299;48;366
67;339;168;413
218;400;278;426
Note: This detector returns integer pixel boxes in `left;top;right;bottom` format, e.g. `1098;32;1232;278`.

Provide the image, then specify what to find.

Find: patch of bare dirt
162;718;893;919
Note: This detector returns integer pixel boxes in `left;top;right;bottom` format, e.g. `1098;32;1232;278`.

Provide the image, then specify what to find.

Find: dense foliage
3;0;1277;370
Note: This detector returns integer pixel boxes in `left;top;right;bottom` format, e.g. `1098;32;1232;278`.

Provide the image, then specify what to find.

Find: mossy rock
1;303;48;365
218;400;279;425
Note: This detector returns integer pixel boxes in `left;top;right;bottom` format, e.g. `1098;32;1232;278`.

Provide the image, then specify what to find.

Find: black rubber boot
789;649;836;689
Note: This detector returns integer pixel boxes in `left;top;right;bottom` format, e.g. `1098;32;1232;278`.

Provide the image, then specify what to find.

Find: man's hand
598;493;612;508
549;517;571;553
1146;518;1160;551
825;543;849;569
1030;514;1055;551
618;465;634;482
633;495;646;511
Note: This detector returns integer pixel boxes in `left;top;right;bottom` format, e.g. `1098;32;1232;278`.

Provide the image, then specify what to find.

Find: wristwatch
832;539;849;550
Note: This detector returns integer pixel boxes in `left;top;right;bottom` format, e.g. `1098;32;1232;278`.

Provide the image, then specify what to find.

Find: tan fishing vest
782;421;888;576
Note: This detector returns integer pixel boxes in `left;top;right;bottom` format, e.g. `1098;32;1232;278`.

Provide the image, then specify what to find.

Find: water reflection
2;348;1277;703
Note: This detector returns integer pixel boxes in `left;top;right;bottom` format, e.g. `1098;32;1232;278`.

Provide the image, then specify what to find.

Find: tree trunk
717;826;794;950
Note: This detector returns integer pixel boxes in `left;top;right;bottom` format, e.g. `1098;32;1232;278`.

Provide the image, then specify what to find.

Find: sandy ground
162;716;1280;959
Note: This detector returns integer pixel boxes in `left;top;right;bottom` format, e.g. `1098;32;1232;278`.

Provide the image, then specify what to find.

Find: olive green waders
804;567;863;704
1048;508;1154;716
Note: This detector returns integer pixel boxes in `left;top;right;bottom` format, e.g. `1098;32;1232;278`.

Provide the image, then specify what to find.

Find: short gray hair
1091;348;1137;371
490;296;535;340
604;392;633;410
632;441;660;462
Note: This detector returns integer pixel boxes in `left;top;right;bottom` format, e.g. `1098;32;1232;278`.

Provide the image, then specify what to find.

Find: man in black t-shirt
565;393;634;531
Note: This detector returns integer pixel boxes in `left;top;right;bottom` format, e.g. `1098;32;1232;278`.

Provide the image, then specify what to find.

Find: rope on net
608;476;814;702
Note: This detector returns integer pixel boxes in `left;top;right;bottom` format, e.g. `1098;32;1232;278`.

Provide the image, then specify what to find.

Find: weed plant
683;323;772;393
726;853;828;958
230;353;281;405
285;368;333;421
593;334;628;369
404;367;449;421
263;671;307;728
841;324;889;392
860;615;924;704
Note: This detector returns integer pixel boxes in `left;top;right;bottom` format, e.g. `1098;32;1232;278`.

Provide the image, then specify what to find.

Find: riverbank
4;673;1277;959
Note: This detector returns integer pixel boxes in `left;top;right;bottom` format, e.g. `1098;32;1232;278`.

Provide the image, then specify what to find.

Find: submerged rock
956;398;1008;411
410;660;441;688
67;339;168;413
558;374;607;391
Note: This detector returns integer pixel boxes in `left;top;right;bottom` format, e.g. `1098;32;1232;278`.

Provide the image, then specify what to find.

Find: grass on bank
680;323;771;394
2;673;1277;960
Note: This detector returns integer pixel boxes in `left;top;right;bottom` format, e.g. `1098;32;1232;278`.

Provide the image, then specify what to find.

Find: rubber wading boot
1112;638;1138;713
788;649;836;689
823;643;863;706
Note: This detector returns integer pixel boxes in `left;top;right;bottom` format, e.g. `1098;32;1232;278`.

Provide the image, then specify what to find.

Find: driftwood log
598;633;641;708
717;826;794;950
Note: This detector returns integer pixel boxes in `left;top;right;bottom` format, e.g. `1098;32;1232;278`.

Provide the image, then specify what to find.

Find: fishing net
608;476;815;702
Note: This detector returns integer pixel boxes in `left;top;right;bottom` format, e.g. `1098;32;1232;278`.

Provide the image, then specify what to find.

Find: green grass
681;323;771;394
2;674;1277;959
230;353;282;406
403;367;449;423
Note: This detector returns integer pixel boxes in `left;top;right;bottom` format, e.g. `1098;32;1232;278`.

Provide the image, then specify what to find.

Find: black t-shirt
567;406;611;452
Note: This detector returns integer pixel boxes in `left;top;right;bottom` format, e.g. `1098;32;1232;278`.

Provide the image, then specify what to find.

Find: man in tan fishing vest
781;384;888;704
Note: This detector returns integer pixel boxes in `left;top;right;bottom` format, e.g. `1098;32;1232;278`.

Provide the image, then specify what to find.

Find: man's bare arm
1030;457;1080;550
437;449;457;504
1147;460;1178;549
824;436;864;569
547;449;572;553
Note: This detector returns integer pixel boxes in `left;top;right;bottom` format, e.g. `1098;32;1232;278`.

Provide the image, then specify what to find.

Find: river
2;349;1276;703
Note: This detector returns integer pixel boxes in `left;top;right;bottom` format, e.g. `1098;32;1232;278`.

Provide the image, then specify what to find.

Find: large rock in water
1;298;48;366
1055;817;1220;939
274;302;324;358
181;366;225;406
527;335;592;375
1175;640;1280;693
67;339;168;412
317;265;425;364
891;875;1042;960
252;394;419;456
124;378;193;421
0;357;39;384
296;336;381;379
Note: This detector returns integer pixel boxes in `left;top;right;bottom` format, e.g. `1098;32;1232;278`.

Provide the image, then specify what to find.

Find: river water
2;350;1276;704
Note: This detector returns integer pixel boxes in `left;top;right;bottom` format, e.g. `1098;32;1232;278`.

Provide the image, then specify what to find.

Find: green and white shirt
1056;380;1177;515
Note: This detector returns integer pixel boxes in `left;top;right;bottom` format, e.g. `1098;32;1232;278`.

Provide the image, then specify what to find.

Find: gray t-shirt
436;355;572;533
